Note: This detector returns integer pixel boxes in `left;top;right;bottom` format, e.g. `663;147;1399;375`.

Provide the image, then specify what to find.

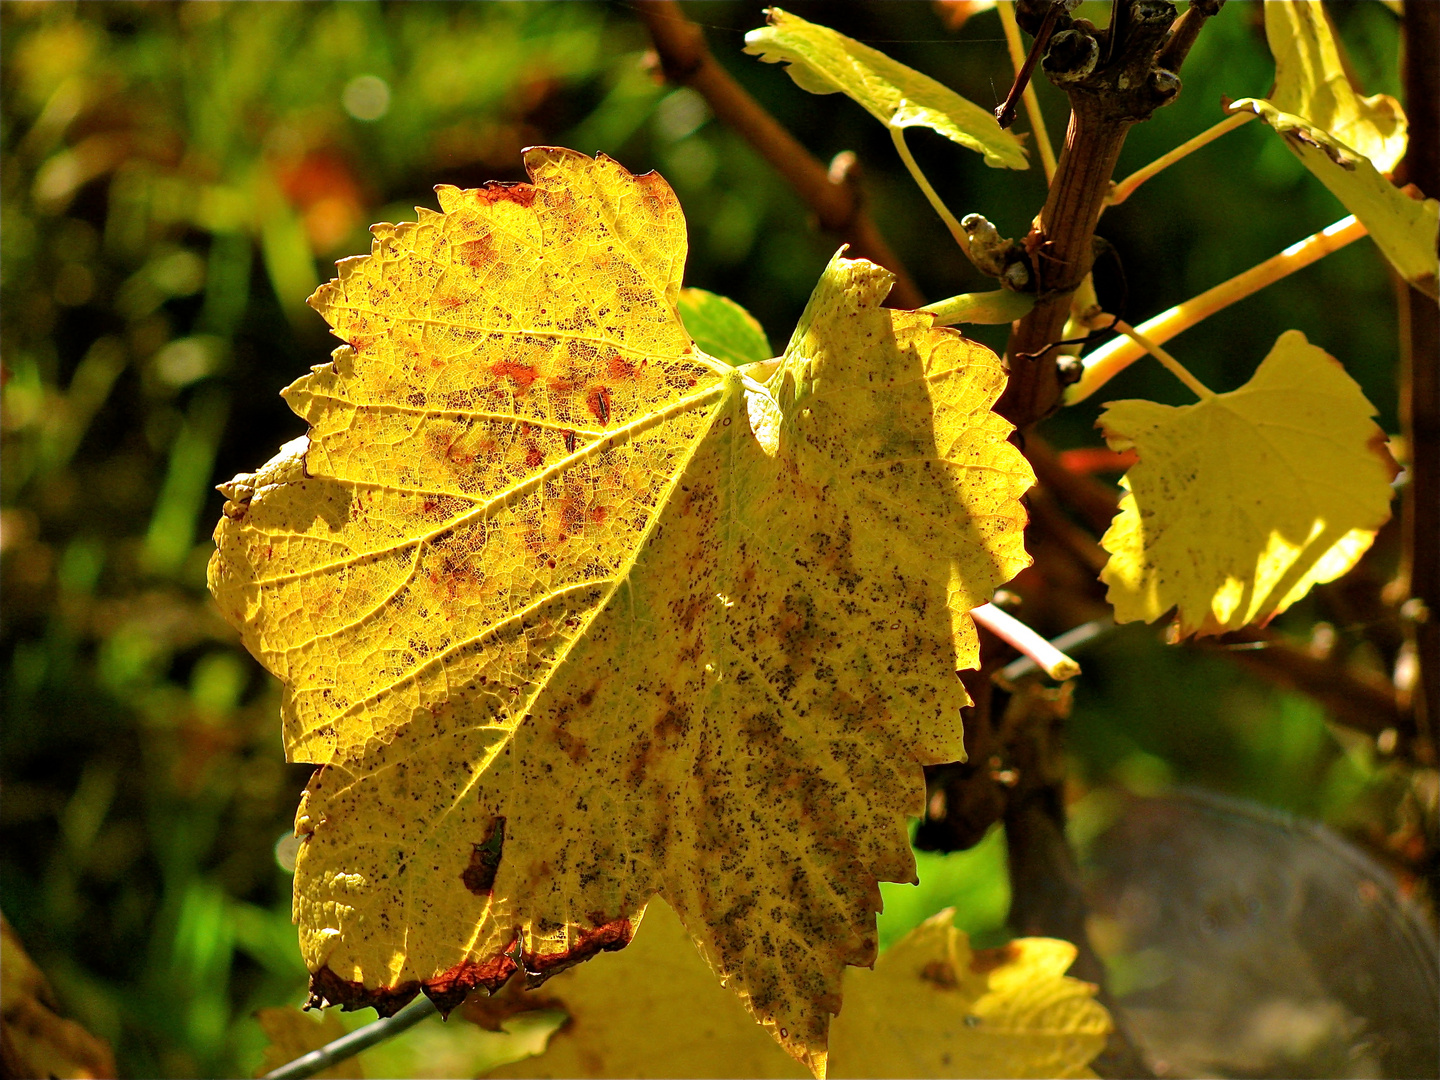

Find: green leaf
1230;98;1438;300
678;287;773;366
744;8;1028;171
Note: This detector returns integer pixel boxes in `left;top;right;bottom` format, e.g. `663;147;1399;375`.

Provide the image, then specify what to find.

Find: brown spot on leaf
554;724;588;764
457;235;494;269
969;941;1020;974
921;959;959;989
586;386;611;424
524;445;544;468
654;705;689;744
627;737;653;784
473;181;536;208
608;354;640;380
492;361;539;392
461;816;506;896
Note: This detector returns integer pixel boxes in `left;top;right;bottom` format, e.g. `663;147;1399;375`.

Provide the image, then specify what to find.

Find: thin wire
261;996;439;1080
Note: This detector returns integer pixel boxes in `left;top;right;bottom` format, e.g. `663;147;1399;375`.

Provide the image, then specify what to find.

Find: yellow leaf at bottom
490;900;1109;1080
1098;330;1398;638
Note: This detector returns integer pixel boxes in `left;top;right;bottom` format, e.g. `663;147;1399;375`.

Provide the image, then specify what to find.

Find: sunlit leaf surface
744;8;1027;170
1098;331;1397;638
209;147;1033;1075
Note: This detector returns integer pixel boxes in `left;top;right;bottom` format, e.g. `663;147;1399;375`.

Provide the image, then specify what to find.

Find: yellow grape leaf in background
491;899;1109;1080
209;147;1033;1076
0;916;116;1080
744;8;1028;170
1098;331;1398;639
1265;0;1407;173
1228;98;1439;300
254;1008;362;1079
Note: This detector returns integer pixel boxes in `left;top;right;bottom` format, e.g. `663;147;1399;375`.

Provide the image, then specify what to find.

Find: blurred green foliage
0;3;1419;1077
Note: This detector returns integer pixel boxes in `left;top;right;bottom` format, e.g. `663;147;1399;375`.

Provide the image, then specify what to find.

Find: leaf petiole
262;996;438;1080
971;602;1081;681
1065;215;1366;404
1112;319;1215;400
923;289;1036;326
890;125;970;253
1107;112;1255;207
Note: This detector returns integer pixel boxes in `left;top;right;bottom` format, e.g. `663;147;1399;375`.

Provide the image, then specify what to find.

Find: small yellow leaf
254;1008;362;1079
490;900;1110;1080
1265;0;1408;173
829;913;1109;1079
1229;97;1439;300
744;8;1028;170
209;147;1033;1076
1098;330;1398;638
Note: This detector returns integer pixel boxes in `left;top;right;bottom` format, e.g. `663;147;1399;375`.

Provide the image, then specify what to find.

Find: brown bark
998;0;1185;428
1396;0;1439;757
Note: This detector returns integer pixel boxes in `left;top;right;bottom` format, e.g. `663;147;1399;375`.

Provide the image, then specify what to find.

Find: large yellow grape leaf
1228;97;1439;300
1098;330;1398;639
490;899;1109;1079
744;8;1027;170
1265;0;1407;173
208;147;1033;1077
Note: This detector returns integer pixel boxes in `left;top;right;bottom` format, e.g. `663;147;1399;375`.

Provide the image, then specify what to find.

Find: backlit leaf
1228;97;1439;300
1098;330;1398;638
490;899;1110;1079
677;287;773;367
1265;0;1407;173
744;8;1027;170
208;147;1033;1076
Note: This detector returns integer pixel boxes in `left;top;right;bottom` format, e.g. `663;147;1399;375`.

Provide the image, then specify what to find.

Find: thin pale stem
890;125;969;251
1113;319;1215;399
1067;215;1367;404
997;0;1058;182
262;997;438;1080
922;288;1036;326
971;602;1081;681
1108;111;1254;206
